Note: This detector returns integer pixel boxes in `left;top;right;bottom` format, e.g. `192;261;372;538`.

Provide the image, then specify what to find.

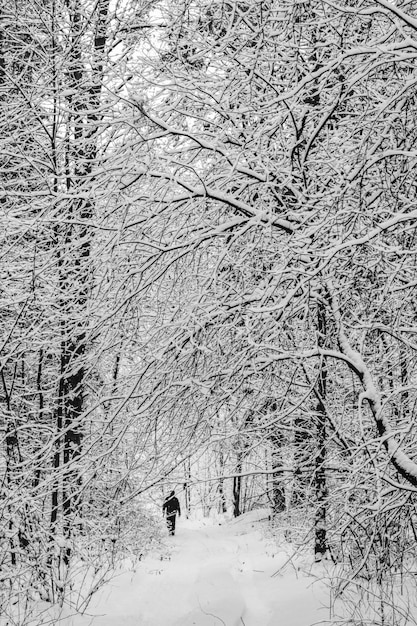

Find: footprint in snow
174;563;246;626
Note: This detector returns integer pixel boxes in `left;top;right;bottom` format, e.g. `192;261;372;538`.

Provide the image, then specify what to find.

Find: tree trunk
270;432;286;516
314;296;328;561
56;0;110;565
218;447;227;514
184;458;191;518
233;450;243;518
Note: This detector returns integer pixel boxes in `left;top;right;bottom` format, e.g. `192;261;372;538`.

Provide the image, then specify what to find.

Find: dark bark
56;0;110;564
33;349;44;489
218;447;227;514
232;408;254;517
233;463;242;518
314;297;328;560
183;458;191;517
1;370;17;565
270;432;286;516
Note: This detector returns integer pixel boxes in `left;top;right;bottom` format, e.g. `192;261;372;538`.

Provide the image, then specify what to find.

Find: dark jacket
163;493;181;517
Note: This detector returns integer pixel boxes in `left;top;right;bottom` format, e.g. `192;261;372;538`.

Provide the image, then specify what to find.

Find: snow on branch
327;281;417;489
373;0;417;32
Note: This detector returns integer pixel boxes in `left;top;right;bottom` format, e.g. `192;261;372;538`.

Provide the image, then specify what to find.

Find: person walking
163;490;181;536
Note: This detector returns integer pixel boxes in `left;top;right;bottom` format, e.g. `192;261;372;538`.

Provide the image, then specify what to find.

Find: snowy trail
64;512;328;626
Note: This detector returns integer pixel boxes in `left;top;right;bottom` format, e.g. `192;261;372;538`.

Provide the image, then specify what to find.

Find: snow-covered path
64;512;329;626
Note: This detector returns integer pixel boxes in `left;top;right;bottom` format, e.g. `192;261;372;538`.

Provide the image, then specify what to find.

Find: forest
1;0;417;624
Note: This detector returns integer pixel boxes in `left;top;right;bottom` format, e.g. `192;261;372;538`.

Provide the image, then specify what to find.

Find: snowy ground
56;510;330;626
